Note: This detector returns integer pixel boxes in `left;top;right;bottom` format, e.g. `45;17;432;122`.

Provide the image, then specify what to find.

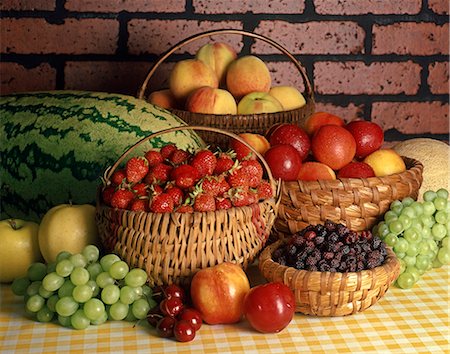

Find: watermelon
1;91;204;222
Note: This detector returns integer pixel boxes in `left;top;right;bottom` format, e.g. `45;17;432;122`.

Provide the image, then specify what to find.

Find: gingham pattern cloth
1;266;448;354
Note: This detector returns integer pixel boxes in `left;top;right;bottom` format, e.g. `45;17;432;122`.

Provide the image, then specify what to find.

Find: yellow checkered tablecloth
1;265;449;354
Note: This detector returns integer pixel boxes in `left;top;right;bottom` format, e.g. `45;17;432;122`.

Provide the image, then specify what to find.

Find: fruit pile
149;42;306;115
272;220;387;273
101;144;273;212
373;188;450;289
11;245;156;329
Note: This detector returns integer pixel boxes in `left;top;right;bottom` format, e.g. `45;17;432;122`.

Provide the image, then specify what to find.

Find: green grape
398;214;412;230
401;206;416;218
131;298;150;320
71;309;90;330
101;284;120;305
411;201;424;217
96;272;115;288
410;219;423;232
396;252;406;259
38;285;54;299
415;255;431;270
407;266;421;282
142;285;152;298
398;259;406;274
422;226;432;239
72;284;93;303
423;190;437;202
406;243;419;257
82;245;100;263
47;294;59;313
394;238;409;254
402;197;415;206
70;267;90;286
433;197;447;211
119;286;137;305
26;294;45;312
384;233;398;247
423;201;436;216
58;315;72;328
396;272;415;289
26;281;42;296
87;262;103;280
384;210;398;223
83;298;106;321
420;215;435;229
432;257;443;268
90;311;108;326
436;188;449;200
389;220;404;235
42;272;64;292
390;200;403;215
56;251;72;263
403;228;421;244
109;302;129;321
46;262;57;274
435;210;448;225
58;280;76;297
377;222;390;238
55;296;79;317
11;277;31;296
109;261;129;280
432;223;447;241
100;254;121;272
27;262;48;281
86;279;100;298
403;255;416;267
56;259;74;277
442;236;450;249
36;305;54;323
133;286;143;298
418;241;432;256
437;246;450;265
124;268;148;288
70;254;88;268
124;308;138;322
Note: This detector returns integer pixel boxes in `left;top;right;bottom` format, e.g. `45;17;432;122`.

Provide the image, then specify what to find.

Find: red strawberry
228;188;256;207
165;184;184;206
215;197;232;210
160;144;177;160
171;164;199;190
150;184;163;196
191;150;217;178
101;185;116;205
213;151;236;175
145;163;172;184
227;165;250;189
150;193;174;213
176;204;194;213
145;150;164;167
111;188;134;209
241;160;263;188
193;193;216;212
256;180;273;200
170;149;191;165
201;175;230;197
126;156;149;183
130;198;149;212
131;182;148;197
111;169;127;186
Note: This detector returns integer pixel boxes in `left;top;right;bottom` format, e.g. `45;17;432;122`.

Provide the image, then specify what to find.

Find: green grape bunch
373;188;449;289
11;245;156;329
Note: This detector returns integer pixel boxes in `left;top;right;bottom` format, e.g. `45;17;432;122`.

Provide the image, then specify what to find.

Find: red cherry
156;316;176;338
174;320;196;342
178;308;202;331
146;306;163;327
160;297;184;318
164;284;186;302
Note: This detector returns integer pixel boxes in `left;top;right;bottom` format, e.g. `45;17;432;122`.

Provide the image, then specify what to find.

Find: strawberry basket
137;29;315;148
95;126;281;287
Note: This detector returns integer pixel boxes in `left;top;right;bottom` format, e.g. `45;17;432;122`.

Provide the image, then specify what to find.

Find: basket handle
137;28;313;100
103;125;278;194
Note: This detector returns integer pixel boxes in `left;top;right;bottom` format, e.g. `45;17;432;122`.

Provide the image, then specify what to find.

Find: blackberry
371;237;382;249
323;251;334;260
304;230;317;241
328;232;339;244
309;265;318;272
324;219;337;232
336;223;349;237
292;234;306;247
295;260;305;269
360;230;373;241
330;258;340;269
315;223;326;234
356;261;365;272
306;256;318;267
318;260;331;272
277;256;287;266
341;245;350;255
344;233;357;244
305;240;315;252
314;235;325;246
348;263;357;272
286;244;297;256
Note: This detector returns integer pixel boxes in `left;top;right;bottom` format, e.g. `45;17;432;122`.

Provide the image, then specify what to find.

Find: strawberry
150;184;163;196
201;175;230;197
110;188;134;209
175;204;194;213
165;184;184;206
193;193;216;212
150;192;174;213
191;149;217;178
111;169;127;186
145;163;172;185
160;144;177;160
101;185;116;205
256;180;273;200
131;182;148;197
227;165;250;189
145;150;164;167
170;149;191;165
215;197;232;210
227;188;256;207
126;156;149;183
171;164;199;190
213;151;236;175
130;198;149;212
241;160;263;188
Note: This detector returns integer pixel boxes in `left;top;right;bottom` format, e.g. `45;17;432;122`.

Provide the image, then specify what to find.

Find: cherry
160;297;184;318
178;308;202;331
164;284;186;302
174;320;196;342
156;316;176;338
147;306;164;327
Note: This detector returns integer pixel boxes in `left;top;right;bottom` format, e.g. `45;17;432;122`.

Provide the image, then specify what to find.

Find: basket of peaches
229;111;424;236
138;29;314;148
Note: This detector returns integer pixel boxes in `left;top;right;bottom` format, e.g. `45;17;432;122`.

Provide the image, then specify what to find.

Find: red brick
1;18;118;54
1;0;55;11
314;61;421;95
372;102;449;134
313;102;364;123
254;21;365;55
193;0;305;14
0;62;56;94
128;20;243;56
65;0;186;12
428;62;449;94
314;0;421;14
266;61;308;92
428;0;449;14
372;22;449;55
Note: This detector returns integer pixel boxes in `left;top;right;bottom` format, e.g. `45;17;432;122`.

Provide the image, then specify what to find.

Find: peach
363;149;406;177
169;59;219;103
148;89;178;109
304;112;345;136
297;161;336;181
196;42;237;87
185;86;237;115
237;92;283;115
230;133;271;160
268;86;306;111
226;55;271;99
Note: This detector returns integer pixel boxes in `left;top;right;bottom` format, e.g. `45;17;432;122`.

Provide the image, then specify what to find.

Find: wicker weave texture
259;240;400;316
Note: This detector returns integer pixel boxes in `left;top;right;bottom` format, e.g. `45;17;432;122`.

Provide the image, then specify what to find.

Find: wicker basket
95;126;281;287
259;239;400;316
275;157;424;235
137;29;315;148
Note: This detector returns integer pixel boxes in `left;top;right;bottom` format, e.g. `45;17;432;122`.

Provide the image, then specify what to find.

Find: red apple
190;262;250;325
269;123;310;161
345;120;384;159
264;144;302;181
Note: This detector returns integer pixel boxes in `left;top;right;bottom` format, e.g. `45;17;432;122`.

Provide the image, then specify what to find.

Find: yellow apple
38;204;99;263
0;219;42;283
148;89;179;109
268;86;306;111
226;55;272;99
169;58;219;103
237;92;283;115
196;42;237;87
185;86;237;114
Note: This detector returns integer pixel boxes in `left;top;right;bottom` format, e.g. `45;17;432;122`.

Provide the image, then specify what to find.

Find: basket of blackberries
259;220;400;316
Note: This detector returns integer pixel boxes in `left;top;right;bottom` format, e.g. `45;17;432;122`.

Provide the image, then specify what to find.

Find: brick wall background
1;0;449;142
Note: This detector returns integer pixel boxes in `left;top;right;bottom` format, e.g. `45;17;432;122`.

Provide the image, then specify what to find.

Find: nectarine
185;86;237;115
230;133;270;160
196;42;237;87
297;161;336;181
148;89;178;109
268;86;306;111
304;112;345;136
237;92;283;115
337;161;375;179
269;123;310;161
